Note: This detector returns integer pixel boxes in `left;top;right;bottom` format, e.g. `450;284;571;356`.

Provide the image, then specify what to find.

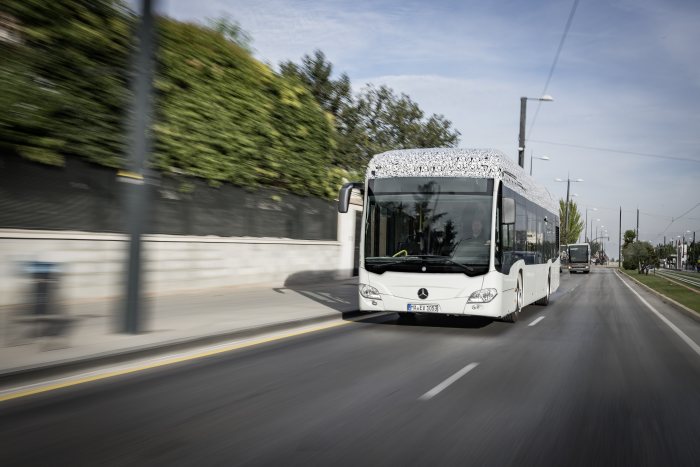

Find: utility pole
564;177;571;245
618;206;622;267
554;175;582;246
518;97;527;168
518;95;552;168
122;0;156;334
636;208;639;241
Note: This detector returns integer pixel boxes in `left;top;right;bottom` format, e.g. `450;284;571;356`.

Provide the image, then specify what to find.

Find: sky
161;0;700;257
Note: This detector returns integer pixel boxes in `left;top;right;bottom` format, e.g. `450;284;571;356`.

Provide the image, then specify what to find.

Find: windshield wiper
403;255;478;273
426;257;477;273
367;256;481;274
365;257;423;271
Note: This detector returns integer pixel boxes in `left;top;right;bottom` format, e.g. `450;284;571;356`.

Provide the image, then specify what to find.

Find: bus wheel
536;275;550;306
504;274;522;323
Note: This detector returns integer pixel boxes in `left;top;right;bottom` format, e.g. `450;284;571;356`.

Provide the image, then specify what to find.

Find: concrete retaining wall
0;216;359;306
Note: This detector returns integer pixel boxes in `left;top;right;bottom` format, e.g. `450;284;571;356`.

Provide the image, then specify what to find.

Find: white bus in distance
338;148;561;323
567;243;591;273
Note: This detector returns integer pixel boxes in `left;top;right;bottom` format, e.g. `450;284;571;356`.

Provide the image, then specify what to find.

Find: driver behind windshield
451;207;490;263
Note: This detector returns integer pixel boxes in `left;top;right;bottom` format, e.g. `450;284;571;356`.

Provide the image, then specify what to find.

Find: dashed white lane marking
615;271;700;358
419;362;479;401
529;316;546;327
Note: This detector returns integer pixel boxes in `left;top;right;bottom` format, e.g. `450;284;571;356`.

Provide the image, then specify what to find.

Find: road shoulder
616;268;699;323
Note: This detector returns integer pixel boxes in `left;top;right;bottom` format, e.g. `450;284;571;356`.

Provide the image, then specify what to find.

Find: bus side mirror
338;182;363;213
502;197;515;224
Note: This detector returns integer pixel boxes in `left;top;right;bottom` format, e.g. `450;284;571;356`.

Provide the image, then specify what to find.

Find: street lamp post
592;218;600;246
585;207;597;242
518;95;553;168
530;153;550;176
555;176;583;245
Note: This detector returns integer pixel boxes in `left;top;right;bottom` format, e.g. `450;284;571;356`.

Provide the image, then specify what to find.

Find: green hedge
1;1;352;198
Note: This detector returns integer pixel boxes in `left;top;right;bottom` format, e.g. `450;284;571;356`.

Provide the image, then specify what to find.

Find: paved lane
1;268;699;466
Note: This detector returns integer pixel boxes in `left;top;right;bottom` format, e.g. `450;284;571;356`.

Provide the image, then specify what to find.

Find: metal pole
122;0;155;334
518;97;526;168
529;151;533;176
636;208;639;241
585;209;588;242
564;177;571;245
618;206;622;267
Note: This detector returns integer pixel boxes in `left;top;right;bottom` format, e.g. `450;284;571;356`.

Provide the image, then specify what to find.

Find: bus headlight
360;284;382;300
468;288;498;303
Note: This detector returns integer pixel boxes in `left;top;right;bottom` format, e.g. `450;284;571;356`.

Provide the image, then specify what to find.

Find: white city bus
338;148;560;323
567;243;591;273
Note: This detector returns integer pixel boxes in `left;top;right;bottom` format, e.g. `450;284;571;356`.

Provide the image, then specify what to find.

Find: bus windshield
364;177;493;276
568;245;589;263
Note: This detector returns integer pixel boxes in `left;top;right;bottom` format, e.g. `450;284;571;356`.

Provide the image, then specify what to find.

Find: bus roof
366;148;558;214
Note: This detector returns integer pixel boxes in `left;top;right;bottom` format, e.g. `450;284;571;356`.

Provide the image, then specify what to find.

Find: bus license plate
407;303;440;313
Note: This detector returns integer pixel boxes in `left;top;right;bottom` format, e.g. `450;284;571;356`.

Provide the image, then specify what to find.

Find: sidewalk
0;278;359;382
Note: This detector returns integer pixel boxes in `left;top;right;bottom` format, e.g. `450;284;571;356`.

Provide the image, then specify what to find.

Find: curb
615;269;700;323
0;310;365;386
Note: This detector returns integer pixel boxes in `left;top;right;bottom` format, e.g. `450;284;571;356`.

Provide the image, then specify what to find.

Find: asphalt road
1;268;699;466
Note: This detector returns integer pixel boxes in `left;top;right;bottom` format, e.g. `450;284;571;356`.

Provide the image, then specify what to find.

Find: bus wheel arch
504;271;523;323
536;272;550;306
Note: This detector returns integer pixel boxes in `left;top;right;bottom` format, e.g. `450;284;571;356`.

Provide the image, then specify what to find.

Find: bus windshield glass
365;177;493;276
568;245;589;263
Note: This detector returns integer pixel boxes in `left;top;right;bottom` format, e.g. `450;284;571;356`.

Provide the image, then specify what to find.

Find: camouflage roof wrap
366;148;558;214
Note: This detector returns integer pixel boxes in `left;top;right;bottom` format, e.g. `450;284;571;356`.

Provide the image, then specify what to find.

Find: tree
208;16;253;52
348;84;460;167
558;199;584;244
281;55;461;171
280;50;355;168
623;229;636;247
622;241;656;271
280;50;351;118
1;0;132;167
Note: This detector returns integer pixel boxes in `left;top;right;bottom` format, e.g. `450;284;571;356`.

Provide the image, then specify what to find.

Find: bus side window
499;187;516;274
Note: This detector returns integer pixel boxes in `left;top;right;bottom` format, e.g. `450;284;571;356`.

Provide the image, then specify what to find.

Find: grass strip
619;268;700;314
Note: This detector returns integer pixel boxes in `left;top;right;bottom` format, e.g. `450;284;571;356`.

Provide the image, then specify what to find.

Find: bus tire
536;274;550;306
504;273;523;323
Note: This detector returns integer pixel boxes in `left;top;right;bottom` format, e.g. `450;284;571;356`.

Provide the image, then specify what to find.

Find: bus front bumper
359;293;507;318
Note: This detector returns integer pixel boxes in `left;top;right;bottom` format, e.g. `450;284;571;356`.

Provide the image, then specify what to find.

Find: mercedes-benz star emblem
418;288;429;300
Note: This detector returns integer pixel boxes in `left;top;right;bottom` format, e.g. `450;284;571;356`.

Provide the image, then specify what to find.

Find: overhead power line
653;202;700;241
527;0;581;139
529;139;700;164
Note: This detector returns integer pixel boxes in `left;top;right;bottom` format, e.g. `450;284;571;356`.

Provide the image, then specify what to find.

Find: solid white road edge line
529;316;546;327
615;271;700;358
419;362;479;401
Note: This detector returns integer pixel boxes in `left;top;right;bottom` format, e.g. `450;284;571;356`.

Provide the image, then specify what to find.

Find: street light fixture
530;154;550;176
518;95;554;167
554;176;583;245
